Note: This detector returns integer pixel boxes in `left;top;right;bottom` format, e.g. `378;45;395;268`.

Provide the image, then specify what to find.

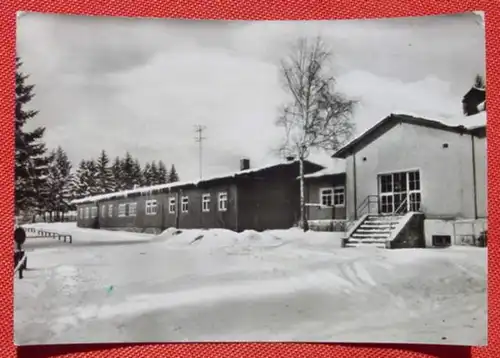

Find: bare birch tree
276;36;356;231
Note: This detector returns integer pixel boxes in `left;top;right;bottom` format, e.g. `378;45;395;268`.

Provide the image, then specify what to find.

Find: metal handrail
393;196;408;216
356;195;378;217
344;194;379;233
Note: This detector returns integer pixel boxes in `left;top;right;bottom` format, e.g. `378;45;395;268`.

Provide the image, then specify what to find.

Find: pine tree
158;161;168;184
44;146;73;221
86;159;99;195
142;162;153;186
43;150;58;220
54;147;73;219
121;152;136;189
73;160;89;199
131;158;143;188
168;164;180;183
111;156;124;191
96;150;114;194
150;161;159;185
15;57;51;216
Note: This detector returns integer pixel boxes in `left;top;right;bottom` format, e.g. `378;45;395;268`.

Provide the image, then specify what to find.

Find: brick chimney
240;158;250;171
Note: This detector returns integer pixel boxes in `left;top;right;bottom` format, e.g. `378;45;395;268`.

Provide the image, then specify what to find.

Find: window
129;202;137;216
218;192;228;211
320;188;334;207
333;187;345;206
145;200;158;215
108;204;113;217
409;171;420;191
79;208;83;219
101;205;106;218
91;207;97;218
169;197;176;214
409;192;421;212
378;170;421;214
181;196;189;213
432;235;451;248
85;207;90;219
118;204;127;217
202;193;211;212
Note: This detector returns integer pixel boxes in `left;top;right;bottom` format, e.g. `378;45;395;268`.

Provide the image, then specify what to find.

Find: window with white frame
333;186;345;206
128;202;137;216
79;208;83;219
91;207;97;218
168;197;176;214
108;204;113;217
320;188;334;207
202;193;211;212
181;196;189;213
85;207;90;219
101;205;106;218
145;199;158;215
218;192;228;211
118;204;127;217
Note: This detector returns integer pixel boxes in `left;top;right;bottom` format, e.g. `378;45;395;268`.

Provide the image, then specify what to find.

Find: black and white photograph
14;11;487;346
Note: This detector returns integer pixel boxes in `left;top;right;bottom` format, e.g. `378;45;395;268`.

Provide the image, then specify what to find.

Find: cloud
16;12;485;179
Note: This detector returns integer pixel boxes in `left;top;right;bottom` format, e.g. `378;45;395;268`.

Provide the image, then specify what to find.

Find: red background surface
0;0;496;357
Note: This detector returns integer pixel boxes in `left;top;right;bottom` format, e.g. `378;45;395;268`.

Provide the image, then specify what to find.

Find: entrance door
378;170;421;215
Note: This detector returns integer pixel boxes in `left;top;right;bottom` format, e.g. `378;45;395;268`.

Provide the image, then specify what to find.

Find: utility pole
194;125;206;179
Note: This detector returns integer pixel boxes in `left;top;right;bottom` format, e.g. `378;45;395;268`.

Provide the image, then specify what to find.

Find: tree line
73;149;180;199
15;57;180;221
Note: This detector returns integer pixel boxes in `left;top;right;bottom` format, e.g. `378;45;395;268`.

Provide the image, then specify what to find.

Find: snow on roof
333;111;487;158
391;110;487;131
71;159;323;205
302;159;346;179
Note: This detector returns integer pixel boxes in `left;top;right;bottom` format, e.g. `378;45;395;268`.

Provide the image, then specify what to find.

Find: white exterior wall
346;122;481;220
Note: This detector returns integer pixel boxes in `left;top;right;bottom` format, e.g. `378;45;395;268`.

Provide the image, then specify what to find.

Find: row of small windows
78;192;229;219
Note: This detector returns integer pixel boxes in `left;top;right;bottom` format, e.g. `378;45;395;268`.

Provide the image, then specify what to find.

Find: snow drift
14;223;486;346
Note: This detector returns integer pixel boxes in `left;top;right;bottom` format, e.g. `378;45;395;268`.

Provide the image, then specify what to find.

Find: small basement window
432;235;451;248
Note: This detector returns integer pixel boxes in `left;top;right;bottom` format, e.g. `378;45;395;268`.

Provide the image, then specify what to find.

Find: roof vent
286;156;295;162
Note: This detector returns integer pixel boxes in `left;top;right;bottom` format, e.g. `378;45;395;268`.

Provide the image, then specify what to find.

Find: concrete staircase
344;215;404;248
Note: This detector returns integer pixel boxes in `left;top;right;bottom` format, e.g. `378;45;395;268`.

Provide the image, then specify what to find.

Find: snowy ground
14;222;487;346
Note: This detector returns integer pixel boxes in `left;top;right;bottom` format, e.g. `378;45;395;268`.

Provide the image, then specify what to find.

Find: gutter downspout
471;134;478;219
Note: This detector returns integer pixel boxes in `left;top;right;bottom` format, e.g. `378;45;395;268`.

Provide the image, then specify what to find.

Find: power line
194;125;206;179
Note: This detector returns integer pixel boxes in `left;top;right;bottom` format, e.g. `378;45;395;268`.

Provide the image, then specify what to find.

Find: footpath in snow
14;222;487;346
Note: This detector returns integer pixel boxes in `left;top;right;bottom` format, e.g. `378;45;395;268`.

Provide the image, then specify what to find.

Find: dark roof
71;159;324;205
332;113;486;159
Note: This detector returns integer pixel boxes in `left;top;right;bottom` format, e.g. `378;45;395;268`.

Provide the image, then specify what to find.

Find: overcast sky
16;12;485;180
